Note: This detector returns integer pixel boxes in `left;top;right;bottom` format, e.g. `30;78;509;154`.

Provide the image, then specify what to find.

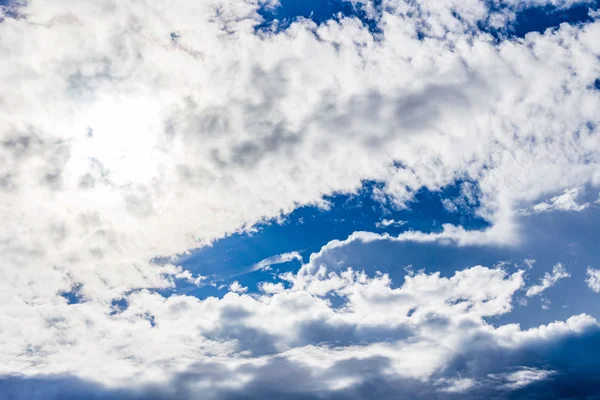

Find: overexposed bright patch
70;97;164;186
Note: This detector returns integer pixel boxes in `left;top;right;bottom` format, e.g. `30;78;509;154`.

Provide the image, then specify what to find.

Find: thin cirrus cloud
1;0;600;399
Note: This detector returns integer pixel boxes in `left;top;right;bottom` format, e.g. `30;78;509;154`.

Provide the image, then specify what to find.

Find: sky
1;0;600;399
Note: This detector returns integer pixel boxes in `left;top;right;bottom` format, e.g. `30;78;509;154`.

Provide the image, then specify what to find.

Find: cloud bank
1;0;600;398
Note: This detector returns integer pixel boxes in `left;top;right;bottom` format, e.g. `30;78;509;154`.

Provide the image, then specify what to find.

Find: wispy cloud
586;267;600;293
526;263;570;297
524;188;590;214
375;219;407;228
250;251;304;272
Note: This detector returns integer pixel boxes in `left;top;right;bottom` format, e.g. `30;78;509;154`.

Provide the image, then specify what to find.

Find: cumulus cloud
1;258;598;398
586;267;600;293
525;263;571;297
229;281;248;293
1;0;600;397
0;0;598;307
527;187;590;214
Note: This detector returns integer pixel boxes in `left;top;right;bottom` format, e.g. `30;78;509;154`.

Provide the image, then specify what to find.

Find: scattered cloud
527;188;590;214
526;263;571;297
586;267;600;293
442;198;459;213
250;251;303;272
1;0;600;397
541;297;552;310
518;298;528;306
492;367;557;390
375;219;407;228
229;281;248;293
1;260;598;398
441;182;479;214
523;258;537;269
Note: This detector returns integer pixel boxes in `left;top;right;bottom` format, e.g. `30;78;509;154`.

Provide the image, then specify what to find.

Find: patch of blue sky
159;176;600;331
489;0;600;38
492;206;600;328
165;180;488;297
255;0;600;39
256;0;382;33
59;284;83;305
308;202;600;329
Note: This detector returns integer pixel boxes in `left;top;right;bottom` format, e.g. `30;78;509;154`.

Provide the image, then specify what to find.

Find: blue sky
2;0;600;399
171;180;486;292
171;179;600;330
257;0;600;37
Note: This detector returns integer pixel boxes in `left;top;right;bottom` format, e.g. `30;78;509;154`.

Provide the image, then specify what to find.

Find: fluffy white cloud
526;187;590;214
1;0;599;304
1;258;597;396
250;251;303;272
229;281;248;293
525;263;570;297
1;0;600;397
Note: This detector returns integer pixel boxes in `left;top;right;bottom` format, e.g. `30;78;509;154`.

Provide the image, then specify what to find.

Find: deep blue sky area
257;0;600;38
510;2;600;37
169;177;600;329
257;0;381;33
171;180;487;296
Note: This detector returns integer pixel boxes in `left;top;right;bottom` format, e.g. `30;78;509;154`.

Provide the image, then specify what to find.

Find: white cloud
493;367;557;390
527;187;590;214
250;251;303;272
442;198;459;213
304;220;519;259
518;297;528;306
436;377;477;393
258;281;286;293
375;218;407;228
229;281;248;293
523;258;536;269
526;263;570;297
541;297;552;310
586;267;600;293
0;260;592;390
0;0;600;397
0;260;596;397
